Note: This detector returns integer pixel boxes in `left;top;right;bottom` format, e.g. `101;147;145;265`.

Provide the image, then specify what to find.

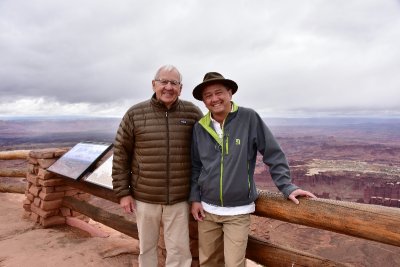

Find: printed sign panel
84;155;113;189
47;142;113;180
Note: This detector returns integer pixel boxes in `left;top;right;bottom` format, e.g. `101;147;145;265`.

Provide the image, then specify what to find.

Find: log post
246;235;351;267
63;196;138;239
0;150;30;160
254;190;400;247
0;177;25;193
0;169;27;177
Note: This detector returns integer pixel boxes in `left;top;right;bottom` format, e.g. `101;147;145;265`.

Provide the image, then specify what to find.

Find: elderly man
190;72;316;267
112;65;202;267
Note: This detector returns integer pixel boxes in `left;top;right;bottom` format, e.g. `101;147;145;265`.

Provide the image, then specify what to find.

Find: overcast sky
1;0;399;118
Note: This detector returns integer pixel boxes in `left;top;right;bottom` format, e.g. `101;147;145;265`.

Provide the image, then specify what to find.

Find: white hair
154;65;182;82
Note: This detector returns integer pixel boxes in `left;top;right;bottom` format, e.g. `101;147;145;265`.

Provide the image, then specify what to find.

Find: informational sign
47;142;113;180
84;155;113;189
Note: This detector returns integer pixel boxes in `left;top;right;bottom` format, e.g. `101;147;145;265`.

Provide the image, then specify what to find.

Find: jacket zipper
166;111;170;204
248;161;251;198
220;129;224;207
220;123;229;206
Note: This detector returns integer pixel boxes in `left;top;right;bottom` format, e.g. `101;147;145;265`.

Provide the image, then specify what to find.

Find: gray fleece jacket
189;103;298;207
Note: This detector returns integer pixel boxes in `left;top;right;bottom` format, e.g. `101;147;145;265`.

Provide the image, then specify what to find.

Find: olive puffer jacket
112;94;202;205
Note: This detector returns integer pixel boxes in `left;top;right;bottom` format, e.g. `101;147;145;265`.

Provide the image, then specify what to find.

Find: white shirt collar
209;102;233;138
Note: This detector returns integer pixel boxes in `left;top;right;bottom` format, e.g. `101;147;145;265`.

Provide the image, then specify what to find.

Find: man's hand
288;189;317;204
191;202;205;221
120;195;135;213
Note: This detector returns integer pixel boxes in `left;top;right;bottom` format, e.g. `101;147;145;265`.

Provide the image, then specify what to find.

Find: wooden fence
2;149;400;266
60;178;400;266
0;150;29;193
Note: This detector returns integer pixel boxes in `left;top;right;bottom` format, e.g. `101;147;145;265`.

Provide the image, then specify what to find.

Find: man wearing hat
189;72;316;267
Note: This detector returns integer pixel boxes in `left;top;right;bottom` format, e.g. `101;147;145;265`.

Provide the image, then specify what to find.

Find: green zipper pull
225;134;229;155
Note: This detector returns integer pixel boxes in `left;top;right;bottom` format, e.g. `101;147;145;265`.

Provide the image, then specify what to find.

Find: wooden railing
60;177;400;267
2;149;400;266
0;150;29;177
0;150;30;160
0;150;29;193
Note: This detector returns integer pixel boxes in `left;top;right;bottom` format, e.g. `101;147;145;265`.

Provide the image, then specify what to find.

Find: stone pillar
23;148;90;227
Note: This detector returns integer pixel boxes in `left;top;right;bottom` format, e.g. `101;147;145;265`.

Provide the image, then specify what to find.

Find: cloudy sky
1;0;399;118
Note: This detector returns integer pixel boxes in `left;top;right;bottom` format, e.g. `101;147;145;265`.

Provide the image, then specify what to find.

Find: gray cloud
1;0;399;117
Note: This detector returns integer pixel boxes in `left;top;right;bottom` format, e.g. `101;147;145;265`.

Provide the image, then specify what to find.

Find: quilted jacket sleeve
112;111;134;199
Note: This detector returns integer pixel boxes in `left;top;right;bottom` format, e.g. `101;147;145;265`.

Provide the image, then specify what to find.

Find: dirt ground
0;192;139;267
0;193;261;267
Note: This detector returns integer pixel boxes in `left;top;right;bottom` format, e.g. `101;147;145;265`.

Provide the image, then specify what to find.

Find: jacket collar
199;102;239;145
200;101;238;125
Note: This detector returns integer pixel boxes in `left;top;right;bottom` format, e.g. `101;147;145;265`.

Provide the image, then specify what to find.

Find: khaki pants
136;200;192;267
198;212;250;267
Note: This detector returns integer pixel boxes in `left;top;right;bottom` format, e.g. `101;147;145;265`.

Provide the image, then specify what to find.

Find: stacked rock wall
22;147;200;266
23;148;90;227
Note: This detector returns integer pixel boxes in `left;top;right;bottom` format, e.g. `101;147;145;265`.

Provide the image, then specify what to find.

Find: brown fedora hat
192;72;238;100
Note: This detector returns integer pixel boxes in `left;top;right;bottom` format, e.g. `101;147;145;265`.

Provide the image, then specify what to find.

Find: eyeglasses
155;79;181;87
